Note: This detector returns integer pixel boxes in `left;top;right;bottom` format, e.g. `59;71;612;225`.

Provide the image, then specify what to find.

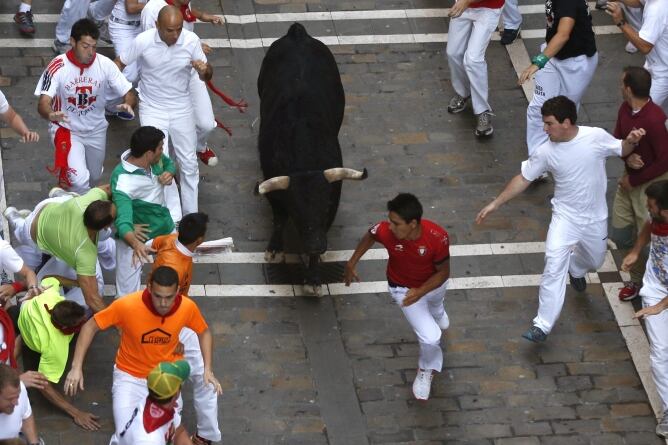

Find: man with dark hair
65;266;221;444
15;277;98;431
117;360;193;444
0;364;40;443
148;212;220;444
477;96;646;342
344;193;451;401
4;186;115;312
111;126;177;297
519;0;598;160
607;0;668;112
611;66;668;302
36;18;136;194
622;180;668;437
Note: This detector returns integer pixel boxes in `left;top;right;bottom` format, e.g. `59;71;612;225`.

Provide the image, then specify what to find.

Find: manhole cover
263;261;345;285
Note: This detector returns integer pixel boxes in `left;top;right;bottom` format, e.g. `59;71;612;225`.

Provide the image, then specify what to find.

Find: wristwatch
616;19;627;28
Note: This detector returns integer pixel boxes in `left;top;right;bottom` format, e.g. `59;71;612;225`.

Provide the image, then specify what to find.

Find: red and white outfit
117;397;181;445
370;220;450;372
446;0;504;115
639;220;668;414
141;0;218;158
121;27;208;220
34;51;132;194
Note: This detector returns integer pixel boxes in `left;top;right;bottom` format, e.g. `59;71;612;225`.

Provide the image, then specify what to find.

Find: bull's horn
256;176;290;194
323;168;368;183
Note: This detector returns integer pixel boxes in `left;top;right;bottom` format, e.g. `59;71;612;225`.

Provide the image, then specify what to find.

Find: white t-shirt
641;227;668;301
118;400;181;445
639;0;668;76
122;28;206;110
34;53;132;134
141;0;195;32
0;382;32;440
0;238;25;275
0;89;9;114
112;0;147;23
521;126;622;224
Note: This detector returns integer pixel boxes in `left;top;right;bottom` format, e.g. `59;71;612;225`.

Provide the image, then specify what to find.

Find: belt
110;14;140;26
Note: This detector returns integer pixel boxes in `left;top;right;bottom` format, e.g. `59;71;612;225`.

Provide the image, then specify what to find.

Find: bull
255;23;367;295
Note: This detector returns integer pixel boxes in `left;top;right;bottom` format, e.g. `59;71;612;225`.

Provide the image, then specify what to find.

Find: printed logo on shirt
535;84;545;97
63;77;101;116
67;85;97;109
370;223;380;235
141;328;171;345
394;244;404;252
418;246;427;256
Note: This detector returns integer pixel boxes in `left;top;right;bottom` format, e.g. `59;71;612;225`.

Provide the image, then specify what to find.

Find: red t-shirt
369;219;450;288
469;0;505;9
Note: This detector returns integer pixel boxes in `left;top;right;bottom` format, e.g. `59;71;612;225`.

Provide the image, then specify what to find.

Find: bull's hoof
302;284;323;297
264;250;285;263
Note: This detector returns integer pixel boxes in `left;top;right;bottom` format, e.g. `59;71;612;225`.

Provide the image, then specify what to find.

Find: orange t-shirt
93;291;207;378
151;233;193;296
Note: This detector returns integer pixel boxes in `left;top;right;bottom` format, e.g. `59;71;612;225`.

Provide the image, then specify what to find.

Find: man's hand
619;175;633;191
20;371;49;390
448;0;471;18
64;368;84;396
605;1;624;24
73;411;101;431
201;43;212;55
343;262;360;286
476;201;499;224
0;284;16;306
158;172;174;185
191;60;208;76
626;128;646;145
519;64;539;85
621;251;638;272
204;369;223;395
402;288;424;307
173;341;184;356
132;243;156;266
209;14;224;24
116;103;135;119
20;130;39;143
626;153;644;170
133;223;150;242
48;111;69;122
634;303;667;319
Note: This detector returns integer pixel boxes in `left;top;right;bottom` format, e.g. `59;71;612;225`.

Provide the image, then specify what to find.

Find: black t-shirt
545;0;597;60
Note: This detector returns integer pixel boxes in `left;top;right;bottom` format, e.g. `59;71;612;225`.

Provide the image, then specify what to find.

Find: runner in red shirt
344;193;450;401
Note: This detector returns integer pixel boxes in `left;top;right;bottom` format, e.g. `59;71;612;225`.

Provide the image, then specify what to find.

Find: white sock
19;2;31;13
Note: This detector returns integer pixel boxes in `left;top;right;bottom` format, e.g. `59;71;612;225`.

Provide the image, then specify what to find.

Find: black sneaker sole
475;128;493;137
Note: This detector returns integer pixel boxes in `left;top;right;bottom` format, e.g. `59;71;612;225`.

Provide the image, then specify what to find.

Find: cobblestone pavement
0;0;664;444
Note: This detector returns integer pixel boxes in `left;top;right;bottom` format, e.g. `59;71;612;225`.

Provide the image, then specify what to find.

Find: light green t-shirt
18;278;74;383
36;188;107;276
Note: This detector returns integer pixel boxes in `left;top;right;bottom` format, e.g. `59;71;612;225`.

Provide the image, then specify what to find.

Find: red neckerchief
46;304;85;335
65;49;96;75
165;0;196;22
143;398;175;433
141;288;183;323
652;221;668;237
0;309;16;368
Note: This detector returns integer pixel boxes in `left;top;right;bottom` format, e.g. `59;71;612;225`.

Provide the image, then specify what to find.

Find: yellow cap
147;360;190;399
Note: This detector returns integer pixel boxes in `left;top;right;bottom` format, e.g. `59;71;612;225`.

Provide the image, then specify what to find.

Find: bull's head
255;168;368;254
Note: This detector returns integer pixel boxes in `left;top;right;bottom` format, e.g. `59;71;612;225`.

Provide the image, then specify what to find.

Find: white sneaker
625;41;638;54
412;369;433;400
435;313;449;330
3;207;24;232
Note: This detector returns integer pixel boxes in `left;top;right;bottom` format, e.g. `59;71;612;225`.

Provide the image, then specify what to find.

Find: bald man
115;6;212;223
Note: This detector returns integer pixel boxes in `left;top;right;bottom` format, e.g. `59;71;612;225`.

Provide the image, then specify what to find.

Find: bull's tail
287;22;308;39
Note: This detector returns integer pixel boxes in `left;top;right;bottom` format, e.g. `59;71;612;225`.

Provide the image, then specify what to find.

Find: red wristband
11;282;26;293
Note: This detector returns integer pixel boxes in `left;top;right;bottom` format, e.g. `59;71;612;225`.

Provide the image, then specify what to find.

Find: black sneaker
522;325;547;343
14;11;35;35
500;28;520;45
569;273;587;292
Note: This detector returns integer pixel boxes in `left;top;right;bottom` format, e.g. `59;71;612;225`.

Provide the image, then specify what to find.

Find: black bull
255;23;367;293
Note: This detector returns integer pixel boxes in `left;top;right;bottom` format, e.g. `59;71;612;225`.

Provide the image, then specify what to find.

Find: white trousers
189;72;217;153
114;238;142;298
139;103;199;221
389;280;449;372
446;7;501;115
533;214;607;334
642;293;668;413
502;0;522;30
649;70;668;114
527;47;598;156
55;0;115;43
181;328;221;442
49;126;107;195
108;20;141;83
